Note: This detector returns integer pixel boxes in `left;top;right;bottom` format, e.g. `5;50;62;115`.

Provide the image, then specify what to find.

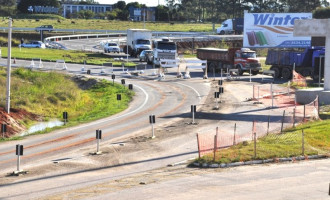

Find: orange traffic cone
13;58;16;64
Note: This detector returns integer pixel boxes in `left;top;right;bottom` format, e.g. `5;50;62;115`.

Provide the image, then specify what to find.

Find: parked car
139;50;153;62
35;25;54;32
19;41;46;49
104;42;120;53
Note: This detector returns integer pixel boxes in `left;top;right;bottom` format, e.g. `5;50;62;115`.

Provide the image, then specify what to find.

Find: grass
0;67;134;141
0;18;216;32
0;47;136;67
196;118;330;164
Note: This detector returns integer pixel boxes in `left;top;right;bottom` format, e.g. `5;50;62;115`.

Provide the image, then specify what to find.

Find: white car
104;42;120;53
19;41;46;49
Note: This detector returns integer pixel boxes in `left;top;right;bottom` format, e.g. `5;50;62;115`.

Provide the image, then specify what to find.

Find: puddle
20;119;64;136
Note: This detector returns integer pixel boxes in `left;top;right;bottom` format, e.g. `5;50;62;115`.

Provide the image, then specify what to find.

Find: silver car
104;43;120;53
139;50;153;62
19;41;46;49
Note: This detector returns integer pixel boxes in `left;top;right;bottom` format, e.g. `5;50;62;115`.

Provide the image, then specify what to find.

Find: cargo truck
150;38;177;67
124;29;152;57
265;46;325;81
216;18;244;35
197;48;261;75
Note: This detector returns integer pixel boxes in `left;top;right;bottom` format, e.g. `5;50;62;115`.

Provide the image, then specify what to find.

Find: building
62;4;113;18
128;7;156;22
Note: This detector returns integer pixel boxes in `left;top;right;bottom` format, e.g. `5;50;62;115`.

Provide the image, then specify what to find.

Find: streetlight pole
6;18;12;114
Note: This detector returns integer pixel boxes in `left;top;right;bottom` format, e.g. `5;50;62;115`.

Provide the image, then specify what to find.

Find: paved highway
0;57;210;174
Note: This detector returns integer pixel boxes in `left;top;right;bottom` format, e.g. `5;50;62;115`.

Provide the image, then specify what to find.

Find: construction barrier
183;59;207;79
292;70;307;87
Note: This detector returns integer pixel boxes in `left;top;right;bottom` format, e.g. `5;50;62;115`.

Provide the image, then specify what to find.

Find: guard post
15;144;23;173
149;115;156;138
111;74;115;86
96;129;102;154
2;123;7;138
191;105;197;124
63;111;68;125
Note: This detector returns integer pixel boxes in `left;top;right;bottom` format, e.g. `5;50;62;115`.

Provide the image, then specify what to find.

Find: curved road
0;57;210;174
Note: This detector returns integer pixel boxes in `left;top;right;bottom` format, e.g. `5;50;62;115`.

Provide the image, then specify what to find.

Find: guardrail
44;33;125;42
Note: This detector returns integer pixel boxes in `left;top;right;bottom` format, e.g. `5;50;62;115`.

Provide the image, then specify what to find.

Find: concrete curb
193;155;328;168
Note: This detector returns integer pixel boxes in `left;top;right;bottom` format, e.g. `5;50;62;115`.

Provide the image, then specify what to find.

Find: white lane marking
175;82;202;101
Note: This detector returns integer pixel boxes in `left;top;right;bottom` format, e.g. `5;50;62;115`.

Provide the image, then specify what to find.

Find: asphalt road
0;57;210;171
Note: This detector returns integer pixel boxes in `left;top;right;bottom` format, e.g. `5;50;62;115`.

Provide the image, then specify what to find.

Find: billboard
243;13;312;48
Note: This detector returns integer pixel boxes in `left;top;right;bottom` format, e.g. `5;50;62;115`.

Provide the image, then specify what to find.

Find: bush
313;7;330;19
0;37;20;47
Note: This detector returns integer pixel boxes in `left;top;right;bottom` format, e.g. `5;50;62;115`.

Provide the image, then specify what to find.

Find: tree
313;6;330;18
114;1;126;10
156;5;169;21
0;0;16;16
77;10;94;19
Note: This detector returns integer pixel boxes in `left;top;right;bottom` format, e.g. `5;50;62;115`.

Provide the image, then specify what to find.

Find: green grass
196;119;330;164
0;47;135;67
0;67;134;141
0;19;216;32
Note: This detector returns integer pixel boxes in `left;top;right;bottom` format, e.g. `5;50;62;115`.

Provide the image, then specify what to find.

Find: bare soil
0;107;40;138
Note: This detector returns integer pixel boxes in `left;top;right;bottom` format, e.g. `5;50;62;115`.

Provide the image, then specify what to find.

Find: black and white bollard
214;92;220;109
96;129;102;154
219;87;224;103
63;111;68;125
117;94;121;107
191;105;197;124
15;144;24;174
2;124;6;138
149;115;156;138
111;74;115;86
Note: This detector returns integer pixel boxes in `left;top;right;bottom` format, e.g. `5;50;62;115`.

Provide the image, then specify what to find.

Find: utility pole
6;18;12;114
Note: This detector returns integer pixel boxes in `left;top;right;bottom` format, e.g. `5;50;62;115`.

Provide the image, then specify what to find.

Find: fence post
302;129;305;155
233;123;236;145
252;85;255;100
267;114;270;135
303;105;306;121
197;133;201;159
293;108;296;128
213;132;218;161
317;96;320;118
254;132;257;158
271;82;274;108
280;110;285;134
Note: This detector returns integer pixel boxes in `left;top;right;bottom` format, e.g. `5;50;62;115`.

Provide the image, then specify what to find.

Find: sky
96;0;167;7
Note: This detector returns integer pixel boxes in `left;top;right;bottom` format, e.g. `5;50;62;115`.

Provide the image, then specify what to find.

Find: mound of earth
0;107;41;138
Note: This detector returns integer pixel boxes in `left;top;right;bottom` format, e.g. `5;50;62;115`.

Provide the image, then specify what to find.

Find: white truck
125;29;152;57
151;38;177;67
216;18;244;35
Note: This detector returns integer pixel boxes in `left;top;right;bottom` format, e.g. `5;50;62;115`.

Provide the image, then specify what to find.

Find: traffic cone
13;58;16;64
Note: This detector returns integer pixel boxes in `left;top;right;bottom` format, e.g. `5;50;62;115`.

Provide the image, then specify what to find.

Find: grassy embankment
0;18;216;32
197;119;330;164
0;67;134;141
0;47;135;67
